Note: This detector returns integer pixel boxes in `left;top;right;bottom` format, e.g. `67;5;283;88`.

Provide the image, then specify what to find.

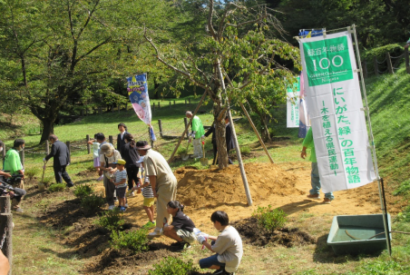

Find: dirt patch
76;169;97;177
233;217;316;247
174;163;304;209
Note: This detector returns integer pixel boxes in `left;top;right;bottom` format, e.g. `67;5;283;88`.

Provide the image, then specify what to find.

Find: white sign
299;31;376;193
287;76;300;128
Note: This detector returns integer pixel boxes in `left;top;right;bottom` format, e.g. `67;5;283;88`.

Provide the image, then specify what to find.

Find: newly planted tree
144;0;300;167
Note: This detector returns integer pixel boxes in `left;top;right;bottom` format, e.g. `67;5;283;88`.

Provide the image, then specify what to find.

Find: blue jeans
199;254;225;269
311;162;334;200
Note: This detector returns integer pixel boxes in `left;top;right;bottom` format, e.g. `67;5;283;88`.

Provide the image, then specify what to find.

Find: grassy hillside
366;66;410;195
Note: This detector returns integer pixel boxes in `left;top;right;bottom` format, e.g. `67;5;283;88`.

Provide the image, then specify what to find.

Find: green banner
303;36;353;86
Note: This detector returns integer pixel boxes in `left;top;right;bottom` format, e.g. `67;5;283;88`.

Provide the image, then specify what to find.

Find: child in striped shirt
111;159;128;212
134;157;156;228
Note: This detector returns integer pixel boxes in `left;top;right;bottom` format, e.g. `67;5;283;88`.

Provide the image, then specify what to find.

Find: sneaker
124;203;128;208
307;194;320;199
148;228;163;237
119;206;127;212
108;205;115;210
66;183;74;188
97;175;104;181
213;269;234;275
323;198;332;204
142;221;156;229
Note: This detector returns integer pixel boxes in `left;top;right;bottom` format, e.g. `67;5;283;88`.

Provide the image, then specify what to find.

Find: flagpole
351;24;391;256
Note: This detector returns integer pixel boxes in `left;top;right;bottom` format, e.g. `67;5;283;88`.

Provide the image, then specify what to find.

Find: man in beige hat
100;143;122;210
136;141;177;237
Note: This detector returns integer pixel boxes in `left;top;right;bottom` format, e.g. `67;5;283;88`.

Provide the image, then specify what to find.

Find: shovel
39;160;47;191
200;141;208;166
181;140;191;161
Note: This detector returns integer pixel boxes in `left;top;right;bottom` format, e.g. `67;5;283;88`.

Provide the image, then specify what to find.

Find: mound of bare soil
174;163;304;209
232;217;316;247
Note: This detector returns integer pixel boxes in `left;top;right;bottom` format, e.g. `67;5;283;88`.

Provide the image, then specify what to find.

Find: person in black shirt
121;133;140;195
163;200;196;250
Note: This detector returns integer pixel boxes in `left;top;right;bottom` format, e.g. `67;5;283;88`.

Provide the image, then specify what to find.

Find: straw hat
100;144;114;155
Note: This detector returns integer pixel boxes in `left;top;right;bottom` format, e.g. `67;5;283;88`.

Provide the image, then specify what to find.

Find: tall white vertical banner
286;76;300;128
299;31;376;193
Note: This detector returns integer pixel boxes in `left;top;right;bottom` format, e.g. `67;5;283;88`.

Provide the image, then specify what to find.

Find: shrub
48;183;66;192
253;205;287;233
25;168;40;181
74;184;94;198
110;228;149;253
148;257;198;275
96;209;125;235
177;147;187;156
241;146;251;155
81;194;106;213
41;177;53;187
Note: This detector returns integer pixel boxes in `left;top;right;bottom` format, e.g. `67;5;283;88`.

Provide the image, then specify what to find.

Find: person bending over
198;211;243;275
163;200;196;250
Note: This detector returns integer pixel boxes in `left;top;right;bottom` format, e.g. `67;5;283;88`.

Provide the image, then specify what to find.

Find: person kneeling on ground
162;200;197;250
198;211;243;275
111;159;127;212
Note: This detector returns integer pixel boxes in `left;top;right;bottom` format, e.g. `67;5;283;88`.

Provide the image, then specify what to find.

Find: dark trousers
53;165;73;186
126;166;140;189
104;175;116;206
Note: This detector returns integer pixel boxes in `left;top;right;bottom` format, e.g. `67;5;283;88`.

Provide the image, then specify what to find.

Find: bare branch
76;0;100;41
74;37;111;65
207;0;217;37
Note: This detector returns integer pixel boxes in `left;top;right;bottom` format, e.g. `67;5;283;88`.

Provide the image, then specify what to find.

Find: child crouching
163;200;196;250
197;211;243;275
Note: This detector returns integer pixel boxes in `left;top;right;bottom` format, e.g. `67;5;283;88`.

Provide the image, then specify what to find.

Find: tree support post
168;92;207;163
0;196;12;275
45;140;50;155
109;136;113;145
217;60;252;206
386;53;394;74
158;120;163;138
405;48;410;74
86;135;91;154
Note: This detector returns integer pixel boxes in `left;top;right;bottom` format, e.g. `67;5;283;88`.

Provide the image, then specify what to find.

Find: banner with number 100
299;31;376;193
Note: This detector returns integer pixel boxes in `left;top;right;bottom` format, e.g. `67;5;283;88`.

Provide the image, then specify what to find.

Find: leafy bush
241;146;251;155
96;209;125;235
81;194;106;213
41;177;53;187
24;168;40;181
253;205;287;233
74;184;94;198
148;257;198;275
110;228;149;253
48;183;66;192
177;147;188;156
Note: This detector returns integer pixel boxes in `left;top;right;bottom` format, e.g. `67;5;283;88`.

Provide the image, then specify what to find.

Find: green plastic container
327;214;391;255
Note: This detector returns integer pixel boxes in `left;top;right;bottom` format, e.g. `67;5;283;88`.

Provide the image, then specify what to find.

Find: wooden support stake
173;100;176;106
86;135;91;154
405;48;410;74
66;141;71;164
45;140;50;155
109;135;113;145
184;118;189;138
373;57;378;76
239;103;274;164
158;120;163;137
168;92;207;163
386;53;394;74
0;196;13;275
217;60;252;206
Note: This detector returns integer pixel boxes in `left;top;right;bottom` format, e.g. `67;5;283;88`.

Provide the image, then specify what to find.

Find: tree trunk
153;76;160;99
261;117;271;142
213;102;228;169
39;118;55;144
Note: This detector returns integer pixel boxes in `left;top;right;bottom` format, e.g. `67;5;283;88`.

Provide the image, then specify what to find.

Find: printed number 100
312;55;343;71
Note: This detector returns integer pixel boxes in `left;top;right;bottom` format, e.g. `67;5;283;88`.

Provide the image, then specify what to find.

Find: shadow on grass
313;234;382;264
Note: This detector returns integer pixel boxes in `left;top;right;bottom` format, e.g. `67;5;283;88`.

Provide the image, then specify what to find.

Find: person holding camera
3;139;26;212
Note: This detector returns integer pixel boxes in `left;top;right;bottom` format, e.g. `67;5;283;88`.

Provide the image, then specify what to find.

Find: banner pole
351;24;391;256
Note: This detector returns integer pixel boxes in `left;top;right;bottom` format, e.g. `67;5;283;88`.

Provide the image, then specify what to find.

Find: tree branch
207;0;217;37
73;37;111;66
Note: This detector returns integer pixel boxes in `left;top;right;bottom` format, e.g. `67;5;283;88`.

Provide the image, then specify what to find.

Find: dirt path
95;162;402;237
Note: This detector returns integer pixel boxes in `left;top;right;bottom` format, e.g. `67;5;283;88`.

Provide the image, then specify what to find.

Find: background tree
144;0;300;168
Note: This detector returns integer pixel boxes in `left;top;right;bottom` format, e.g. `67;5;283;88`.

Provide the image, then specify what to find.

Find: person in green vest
301;127;334;204
186;111;205;159
4;138;26;212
